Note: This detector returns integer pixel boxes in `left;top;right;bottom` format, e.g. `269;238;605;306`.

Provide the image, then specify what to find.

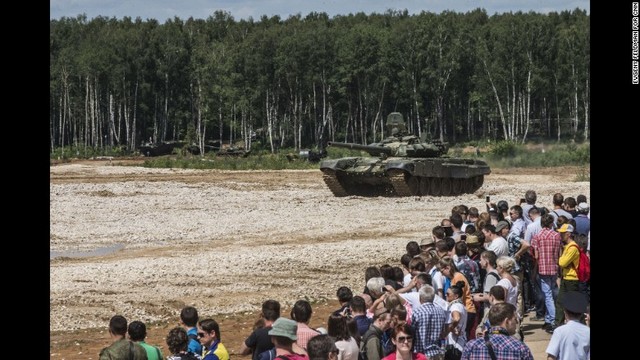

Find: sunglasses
397;336;413;343
197;332;206;338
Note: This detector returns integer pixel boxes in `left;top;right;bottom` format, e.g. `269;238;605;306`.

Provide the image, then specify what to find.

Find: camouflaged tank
319;112;491;197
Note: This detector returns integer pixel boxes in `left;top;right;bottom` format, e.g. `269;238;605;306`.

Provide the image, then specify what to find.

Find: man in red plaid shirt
530;214;562;333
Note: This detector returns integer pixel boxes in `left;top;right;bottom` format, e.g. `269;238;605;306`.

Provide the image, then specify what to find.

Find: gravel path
50;162;589;332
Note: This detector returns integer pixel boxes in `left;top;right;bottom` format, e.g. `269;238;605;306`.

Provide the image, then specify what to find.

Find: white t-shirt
428;266;445;296
485;236;509;257
403;273;413;289
446;301;468;352
497;278;518;308
335;336;360;360
400;292;421;310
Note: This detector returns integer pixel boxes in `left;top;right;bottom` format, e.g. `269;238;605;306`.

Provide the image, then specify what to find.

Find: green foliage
50;145;130;160
140;152;321;170
50;11;590;155
488;141;518;157
485;141;590;168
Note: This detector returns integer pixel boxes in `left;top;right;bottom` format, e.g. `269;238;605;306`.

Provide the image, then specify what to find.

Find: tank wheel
430;177;442;196
419;177;430;196
463;178;475;193
441;178;453;196
406;175;421;196
473;175;484;191
452;178;463;195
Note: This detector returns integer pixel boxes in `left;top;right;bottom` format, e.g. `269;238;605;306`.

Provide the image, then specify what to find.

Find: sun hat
268;317;298;340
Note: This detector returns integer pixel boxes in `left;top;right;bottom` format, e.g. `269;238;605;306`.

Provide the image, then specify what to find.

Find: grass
50;141;590;181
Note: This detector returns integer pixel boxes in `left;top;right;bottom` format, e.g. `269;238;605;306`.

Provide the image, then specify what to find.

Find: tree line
49;8;589;156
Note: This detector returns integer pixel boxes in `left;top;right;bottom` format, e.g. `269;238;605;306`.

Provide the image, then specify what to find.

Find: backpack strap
487;271;500;283
156;346;162;360
484;333;497;360
568;243;581;269
129;341;134;360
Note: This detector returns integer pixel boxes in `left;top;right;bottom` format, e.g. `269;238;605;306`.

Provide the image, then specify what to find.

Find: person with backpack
574;233;591;300
180;306;203;356
553;224;582;333
360;310;392;360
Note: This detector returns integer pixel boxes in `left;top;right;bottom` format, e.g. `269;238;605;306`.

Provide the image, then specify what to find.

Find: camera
485;195;490;202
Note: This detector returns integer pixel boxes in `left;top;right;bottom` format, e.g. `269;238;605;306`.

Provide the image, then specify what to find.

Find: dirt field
50;159;589;359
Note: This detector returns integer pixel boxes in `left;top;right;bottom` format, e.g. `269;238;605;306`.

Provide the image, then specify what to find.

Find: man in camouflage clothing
99;315;148;360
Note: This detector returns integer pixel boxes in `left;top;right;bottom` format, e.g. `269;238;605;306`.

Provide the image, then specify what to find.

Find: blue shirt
545;320;590;360
187;327;203;355
354;314;372;336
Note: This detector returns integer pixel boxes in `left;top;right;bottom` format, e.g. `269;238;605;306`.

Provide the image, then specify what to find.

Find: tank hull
320;156;490;197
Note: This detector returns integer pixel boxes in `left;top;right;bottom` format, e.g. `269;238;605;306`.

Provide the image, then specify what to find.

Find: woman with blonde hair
438;256;477;340
495;256;519;308
495;256;524;340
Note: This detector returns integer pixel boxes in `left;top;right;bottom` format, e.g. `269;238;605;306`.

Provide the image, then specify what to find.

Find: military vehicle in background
138;141;185;157
319;112;491;197
216;145;251;157
139;139;250;157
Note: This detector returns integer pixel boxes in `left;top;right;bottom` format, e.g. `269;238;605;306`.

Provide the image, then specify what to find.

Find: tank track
322;173;349;197
388;170;415;196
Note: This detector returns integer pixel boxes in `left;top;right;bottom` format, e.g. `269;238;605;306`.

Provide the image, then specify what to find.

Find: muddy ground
50;159;589;359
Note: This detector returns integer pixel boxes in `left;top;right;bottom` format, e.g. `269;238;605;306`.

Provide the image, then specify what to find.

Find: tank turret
319;112;491;197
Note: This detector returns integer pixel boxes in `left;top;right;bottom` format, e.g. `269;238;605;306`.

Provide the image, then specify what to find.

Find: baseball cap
557;224;574;233
495;220;510;232
576;202;590;213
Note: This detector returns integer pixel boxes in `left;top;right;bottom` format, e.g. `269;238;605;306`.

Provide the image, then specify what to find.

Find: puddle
50;244;125;259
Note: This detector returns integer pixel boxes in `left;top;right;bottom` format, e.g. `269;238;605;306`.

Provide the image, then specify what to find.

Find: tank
319;112;491;197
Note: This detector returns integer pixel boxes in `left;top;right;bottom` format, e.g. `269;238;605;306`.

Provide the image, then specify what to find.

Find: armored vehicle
319;112;490;197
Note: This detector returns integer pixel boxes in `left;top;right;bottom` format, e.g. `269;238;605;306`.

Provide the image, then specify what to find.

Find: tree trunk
482;59;507;142
582;76;589;141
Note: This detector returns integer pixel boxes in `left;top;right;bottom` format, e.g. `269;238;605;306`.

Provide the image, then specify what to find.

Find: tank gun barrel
327;141;392;156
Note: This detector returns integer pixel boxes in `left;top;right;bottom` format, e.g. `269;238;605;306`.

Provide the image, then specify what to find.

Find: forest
49;8;589;156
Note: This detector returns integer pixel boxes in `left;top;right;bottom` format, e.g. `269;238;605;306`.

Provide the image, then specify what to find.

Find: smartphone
485;196;490;202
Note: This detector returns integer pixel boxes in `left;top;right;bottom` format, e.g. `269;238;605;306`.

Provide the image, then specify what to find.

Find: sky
50;0;590;23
